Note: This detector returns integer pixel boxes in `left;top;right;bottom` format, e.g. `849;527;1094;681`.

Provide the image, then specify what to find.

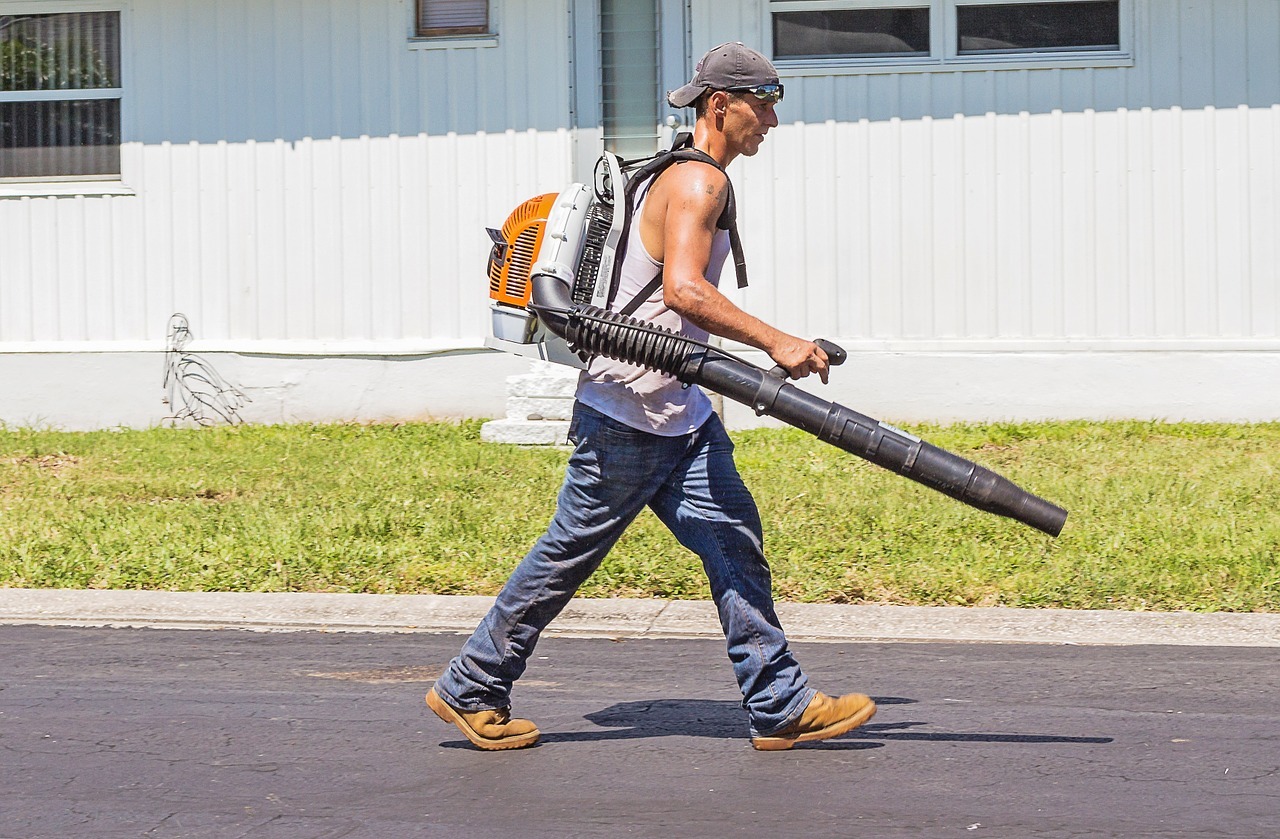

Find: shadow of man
437;696;1111;750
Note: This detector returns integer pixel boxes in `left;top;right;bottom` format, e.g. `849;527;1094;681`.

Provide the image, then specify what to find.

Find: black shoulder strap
626;134;737;233
619;273;664;318
611;134;749;316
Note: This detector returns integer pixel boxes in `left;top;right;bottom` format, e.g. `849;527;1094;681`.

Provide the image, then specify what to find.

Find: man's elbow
663;276;707;315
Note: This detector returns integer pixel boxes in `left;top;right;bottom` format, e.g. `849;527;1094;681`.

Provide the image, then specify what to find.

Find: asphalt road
1;626;1277;838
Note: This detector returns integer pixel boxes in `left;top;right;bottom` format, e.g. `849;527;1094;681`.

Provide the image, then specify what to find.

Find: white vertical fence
0;128;574;348
736;104;1280;347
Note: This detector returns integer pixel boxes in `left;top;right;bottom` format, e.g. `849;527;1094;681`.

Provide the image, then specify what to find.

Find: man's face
723;93;779;157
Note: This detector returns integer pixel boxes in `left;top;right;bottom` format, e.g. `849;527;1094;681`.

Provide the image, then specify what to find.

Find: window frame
0;0;128;192
411;0;496;48
767;0;1133;76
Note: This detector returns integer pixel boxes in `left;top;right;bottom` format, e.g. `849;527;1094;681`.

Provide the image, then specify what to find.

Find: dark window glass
0;99;120;178
957;2;1120;54
1;12;121;178
0;12;120;91
774;9;931;59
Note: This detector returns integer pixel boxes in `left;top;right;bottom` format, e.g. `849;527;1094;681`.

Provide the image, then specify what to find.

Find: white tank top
576;177;732;436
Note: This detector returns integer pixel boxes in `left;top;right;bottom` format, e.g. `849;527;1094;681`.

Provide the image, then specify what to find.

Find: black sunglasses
726;83;784;103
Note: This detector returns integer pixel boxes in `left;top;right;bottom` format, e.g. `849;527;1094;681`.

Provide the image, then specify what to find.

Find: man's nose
764;105;779;127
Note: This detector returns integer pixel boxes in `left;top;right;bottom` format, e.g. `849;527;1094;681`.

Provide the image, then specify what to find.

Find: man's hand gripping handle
767;338;846;380
754;339;846;416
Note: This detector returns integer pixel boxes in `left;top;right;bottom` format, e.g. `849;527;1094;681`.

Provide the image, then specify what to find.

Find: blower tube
530;274;1068;537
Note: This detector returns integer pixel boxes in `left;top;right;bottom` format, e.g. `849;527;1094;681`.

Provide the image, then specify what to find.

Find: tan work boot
426;688;540;751
750;691;876;751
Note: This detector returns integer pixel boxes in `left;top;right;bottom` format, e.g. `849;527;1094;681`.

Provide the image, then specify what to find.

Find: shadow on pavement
851;720;1114;744
434;695;1109;749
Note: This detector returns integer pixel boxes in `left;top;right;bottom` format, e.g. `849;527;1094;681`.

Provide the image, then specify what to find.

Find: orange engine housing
487;193;557;308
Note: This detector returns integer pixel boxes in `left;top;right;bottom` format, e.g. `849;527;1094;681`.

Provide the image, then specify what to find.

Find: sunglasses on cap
726;83;784;103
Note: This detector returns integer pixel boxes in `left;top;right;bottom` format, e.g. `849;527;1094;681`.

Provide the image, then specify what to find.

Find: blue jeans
433;401;815;737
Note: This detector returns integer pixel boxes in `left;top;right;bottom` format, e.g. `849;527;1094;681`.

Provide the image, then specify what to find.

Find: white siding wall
0;0;574;349
5;0;1277;353
3;0;1280;427
698;0;1280;350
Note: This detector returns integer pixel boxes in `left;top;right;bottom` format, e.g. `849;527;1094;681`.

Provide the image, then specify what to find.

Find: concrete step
480;418;571;445
505;396;574;421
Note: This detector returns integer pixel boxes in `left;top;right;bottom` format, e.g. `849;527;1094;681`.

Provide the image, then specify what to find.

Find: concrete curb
2;588;1279;647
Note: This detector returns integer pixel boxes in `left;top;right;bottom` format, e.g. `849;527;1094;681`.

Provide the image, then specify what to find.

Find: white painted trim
0;339;490;356
406;35;498;49
0;179;133;196
0;88;122;102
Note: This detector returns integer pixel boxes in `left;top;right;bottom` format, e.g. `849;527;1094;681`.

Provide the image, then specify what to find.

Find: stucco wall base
0;350;1275;432
0;350;530;431
722;350;1280;428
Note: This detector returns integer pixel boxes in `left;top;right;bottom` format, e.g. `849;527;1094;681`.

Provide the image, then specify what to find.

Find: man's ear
707;90;731;118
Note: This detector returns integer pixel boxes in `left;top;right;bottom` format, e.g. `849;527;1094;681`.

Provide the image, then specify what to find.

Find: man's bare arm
658;164;829;383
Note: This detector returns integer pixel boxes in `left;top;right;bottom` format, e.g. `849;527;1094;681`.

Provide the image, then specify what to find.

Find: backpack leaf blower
484;139;1069;537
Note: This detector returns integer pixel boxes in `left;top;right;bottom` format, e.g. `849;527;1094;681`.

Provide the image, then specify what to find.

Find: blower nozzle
530;274;1068;538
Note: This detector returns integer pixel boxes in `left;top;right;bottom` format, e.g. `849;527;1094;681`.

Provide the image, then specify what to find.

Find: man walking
427;42;875;751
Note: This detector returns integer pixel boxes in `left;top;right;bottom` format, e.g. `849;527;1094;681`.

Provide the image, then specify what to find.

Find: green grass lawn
1;420;1277;611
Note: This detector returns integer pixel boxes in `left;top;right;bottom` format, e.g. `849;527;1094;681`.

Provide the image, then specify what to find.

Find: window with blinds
0;11;122;180
417;0;489;37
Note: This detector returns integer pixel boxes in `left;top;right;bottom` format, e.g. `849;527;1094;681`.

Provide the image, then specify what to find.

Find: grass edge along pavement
2;588;1279;647
1;419;1277;613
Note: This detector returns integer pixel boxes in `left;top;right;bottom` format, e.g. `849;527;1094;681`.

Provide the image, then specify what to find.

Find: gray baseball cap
667;42;780;108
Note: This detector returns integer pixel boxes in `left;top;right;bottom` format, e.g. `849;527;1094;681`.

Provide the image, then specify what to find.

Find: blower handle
816;338;847;367
768;338;847;380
